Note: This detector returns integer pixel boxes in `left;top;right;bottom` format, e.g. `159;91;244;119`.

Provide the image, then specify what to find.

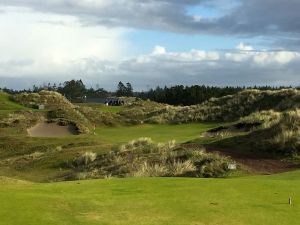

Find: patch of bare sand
28;122;78;137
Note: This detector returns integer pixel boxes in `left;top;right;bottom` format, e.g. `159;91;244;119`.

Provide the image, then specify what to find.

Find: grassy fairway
76;103;124;113
95;123;217;143
1;171;300;225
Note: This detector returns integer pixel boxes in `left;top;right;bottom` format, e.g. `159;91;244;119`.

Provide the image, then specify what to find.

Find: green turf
0;92;30;120
76;103;124;113
0;92;26;110
1;170;300;225
95;123;218;143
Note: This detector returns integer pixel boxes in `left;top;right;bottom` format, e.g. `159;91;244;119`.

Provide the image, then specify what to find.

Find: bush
73;152;97;167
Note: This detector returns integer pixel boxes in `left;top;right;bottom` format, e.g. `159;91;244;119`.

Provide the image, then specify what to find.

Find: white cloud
0;7;128;77
236;42;254;51
2;45;300;90
150;47;220;62
253;51;300;65
152;46;166;55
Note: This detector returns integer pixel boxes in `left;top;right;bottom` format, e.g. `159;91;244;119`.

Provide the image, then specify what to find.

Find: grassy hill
1;89;300;224
1;89;300;182
209;109;300;158
0;91;28;120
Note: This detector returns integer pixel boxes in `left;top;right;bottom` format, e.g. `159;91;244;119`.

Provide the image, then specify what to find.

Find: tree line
0;79;294;105
1;80;133;102
137;85;293;105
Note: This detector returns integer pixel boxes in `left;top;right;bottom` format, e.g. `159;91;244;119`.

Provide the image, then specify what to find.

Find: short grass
95;123;218;143
77;103;124;113
0;92;29;119
0;92;26;110
1;170;300;225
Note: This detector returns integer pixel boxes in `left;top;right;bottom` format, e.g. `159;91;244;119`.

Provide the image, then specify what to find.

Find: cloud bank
2;44;300;90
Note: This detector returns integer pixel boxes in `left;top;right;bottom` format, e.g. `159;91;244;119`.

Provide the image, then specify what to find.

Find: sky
1;0;300;91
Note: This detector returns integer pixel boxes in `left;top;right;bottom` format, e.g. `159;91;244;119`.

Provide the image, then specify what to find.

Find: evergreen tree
126;82;133;97
116;81;127;96
61;79;86;100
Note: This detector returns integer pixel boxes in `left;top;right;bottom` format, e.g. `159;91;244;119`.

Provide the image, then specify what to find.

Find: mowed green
1;171;300;225
76;103;124;113
95;123;217;143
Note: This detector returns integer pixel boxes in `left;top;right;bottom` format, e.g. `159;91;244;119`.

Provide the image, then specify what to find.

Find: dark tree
126;82;133;97
61;79;86;101
116;81;127;97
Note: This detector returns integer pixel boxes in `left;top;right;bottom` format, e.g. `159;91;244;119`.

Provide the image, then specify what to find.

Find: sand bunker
28;122;78;137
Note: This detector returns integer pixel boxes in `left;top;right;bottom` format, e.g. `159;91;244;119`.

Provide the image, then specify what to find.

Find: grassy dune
1;90;300;224
1;171;300;225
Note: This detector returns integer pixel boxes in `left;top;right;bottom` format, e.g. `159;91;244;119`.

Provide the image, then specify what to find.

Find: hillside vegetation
67;138;233;180
213;109;300;158
1;89;300;181
9;89;300;128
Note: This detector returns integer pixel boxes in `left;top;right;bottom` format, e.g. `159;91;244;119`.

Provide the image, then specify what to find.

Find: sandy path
28;122;78;137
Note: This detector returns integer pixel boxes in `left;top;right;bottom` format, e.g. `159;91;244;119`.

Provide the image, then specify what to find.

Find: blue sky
126;30;267;56
0;0;300;90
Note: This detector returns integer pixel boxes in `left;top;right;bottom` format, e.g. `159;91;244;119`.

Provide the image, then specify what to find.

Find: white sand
28;122;78;137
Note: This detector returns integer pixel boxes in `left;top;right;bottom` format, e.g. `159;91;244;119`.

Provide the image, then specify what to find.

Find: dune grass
1;170;300;225
94;123;218;143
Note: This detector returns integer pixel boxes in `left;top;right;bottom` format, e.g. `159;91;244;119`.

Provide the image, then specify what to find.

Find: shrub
73;152;97;167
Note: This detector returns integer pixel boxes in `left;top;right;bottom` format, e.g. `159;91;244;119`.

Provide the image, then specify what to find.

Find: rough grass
122;89;300;124
0;122;218;182
69;138;233;179
1;171;300;225
208;109;300;158
0;133;112;182
11;91;91;133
